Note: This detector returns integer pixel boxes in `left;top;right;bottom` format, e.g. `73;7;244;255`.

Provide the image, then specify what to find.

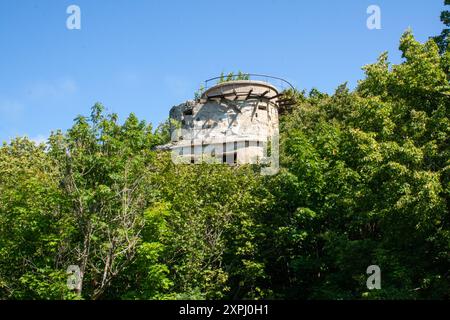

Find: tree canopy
0;19;449;300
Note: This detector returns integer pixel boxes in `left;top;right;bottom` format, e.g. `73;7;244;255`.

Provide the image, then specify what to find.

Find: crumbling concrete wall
165;80;279;165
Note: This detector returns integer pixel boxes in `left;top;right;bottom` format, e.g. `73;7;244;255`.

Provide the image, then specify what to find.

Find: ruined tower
161;75;294;166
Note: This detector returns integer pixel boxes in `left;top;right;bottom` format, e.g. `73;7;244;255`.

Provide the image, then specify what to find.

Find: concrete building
160;76;292;166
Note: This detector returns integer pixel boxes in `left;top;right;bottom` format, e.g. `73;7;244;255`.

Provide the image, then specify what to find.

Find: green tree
433;0;450;54
0;138;78;299
46;103;161;299
261;30;450;299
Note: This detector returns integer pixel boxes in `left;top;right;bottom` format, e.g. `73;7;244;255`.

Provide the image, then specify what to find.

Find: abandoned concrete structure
160;75;293;165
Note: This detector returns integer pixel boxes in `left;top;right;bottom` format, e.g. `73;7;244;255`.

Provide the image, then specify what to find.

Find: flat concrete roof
202;80;279;99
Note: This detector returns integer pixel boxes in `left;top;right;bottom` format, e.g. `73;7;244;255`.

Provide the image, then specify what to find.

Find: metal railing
204;73;295;92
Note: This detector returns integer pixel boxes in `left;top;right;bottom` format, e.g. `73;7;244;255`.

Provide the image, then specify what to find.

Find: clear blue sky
0;0;446;143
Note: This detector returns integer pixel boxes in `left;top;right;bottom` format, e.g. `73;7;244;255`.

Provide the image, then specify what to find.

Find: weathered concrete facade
164;80;280;165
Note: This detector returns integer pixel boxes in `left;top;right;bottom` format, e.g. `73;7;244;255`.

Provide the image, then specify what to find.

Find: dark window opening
222;143;226;164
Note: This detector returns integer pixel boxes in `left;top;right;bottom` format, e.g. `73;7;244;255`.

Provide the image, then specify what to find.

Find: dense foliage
0;16;449;300
433;0;450;55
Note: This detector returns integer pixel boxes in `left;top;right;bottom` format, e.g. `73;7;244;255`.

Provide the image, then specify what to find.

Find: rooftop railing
204;73;295;92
